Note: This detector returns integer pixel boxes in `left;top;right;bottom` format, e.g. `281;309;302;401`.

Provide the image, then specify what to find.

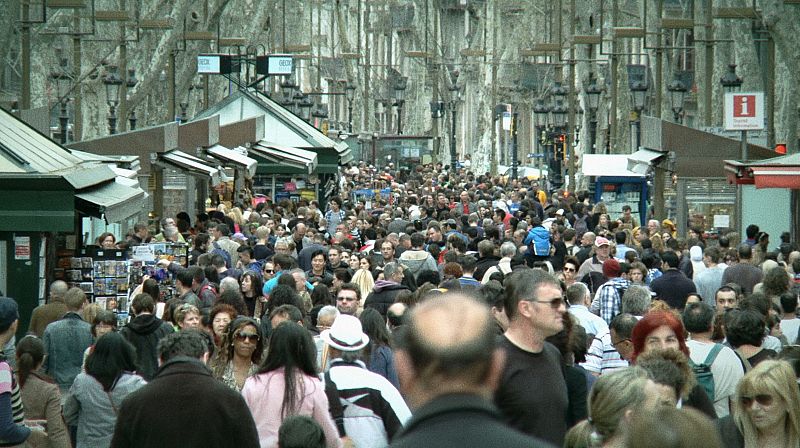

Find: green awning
75;178;148;223
249;141;318;174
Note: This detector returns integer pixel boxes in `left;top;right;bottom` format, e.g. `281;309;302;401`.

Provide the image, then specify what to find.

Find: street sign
256;54;294;75
502;111;512;131
724;92;764;131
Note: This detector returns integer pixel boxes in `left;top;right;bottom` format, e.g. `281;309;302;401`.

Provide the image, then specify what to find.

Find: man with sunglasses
493;269;569;446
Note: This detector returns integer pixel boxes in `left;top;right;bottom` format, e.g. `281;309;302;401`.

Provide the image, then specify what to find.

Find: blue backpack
525;226;551;257
211;242;232;268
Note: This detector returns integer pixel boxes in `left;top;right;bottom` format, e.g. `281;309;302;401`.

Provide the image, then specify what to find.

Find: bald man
390;294;551;448
29;280;69;337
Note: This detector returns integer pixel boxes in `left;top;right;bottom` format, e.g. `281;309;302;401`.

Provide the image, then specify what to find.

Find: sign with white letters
724;92;764;131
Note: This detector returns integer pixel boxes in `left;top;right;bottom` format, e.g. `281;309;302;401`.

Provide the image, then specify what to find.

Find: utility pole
511;111;518;180
21;2;31;109
119;0;128;132
567;0;576;191
72;12;83;140
703;0;713;127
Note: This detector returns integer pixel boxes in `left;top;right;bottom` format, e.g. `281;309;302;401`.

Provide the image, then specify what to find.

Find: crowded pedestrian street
3;1;800;447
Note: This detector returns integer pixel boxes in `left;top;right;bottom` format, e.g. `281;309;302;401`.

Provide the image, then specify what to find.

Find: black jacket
649;269;697;310
390;394;554;448
364;282;410;317
474;255;500;282
111;357;259;448
119;314;174;380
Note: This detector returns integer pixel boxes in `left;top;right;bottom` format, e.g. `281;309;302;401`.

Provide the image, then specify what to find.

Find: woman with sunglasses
559;257;579;288
717;360;800;448
210;317;264;392
242;323;343;448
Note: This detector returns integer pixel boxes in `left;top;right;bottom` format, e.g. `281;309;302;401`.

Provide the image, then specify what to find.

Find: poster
14;236;30;260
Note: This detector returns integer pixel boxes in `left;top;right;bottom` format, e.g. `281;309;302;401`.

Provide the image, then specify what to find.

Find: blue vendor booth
581;154;649;227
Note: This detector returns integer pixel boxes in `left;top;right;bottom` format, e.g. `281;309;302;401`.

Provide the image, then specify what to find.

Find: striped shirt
580;330;628;375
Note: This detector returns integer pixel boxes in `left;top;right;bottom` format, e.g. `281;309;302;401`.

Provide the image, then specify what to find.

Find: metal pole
59;101;69;144
741;130;748;161
108;105;118;134
450;102;457;171
590;116;597;154
129;110;137;130
397;103;403;134
21;3;31;109
348;100;353;133
511;112;518;180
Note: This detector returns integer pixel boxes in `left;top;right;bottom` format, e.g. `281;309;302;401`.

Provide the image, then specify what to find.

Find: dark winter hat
602;259;622;278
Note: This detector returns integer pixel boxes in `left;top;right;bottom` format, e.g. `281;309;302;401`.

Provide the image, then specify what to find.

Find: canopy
249;141;318;174
75;178;148;223
157;150;223;186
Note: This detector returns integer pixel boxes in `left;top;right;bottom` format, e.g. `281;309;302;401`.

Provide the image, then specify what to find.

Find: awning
249;141;318;174
725;153;800;188
206;144;257;177
157;150;222;185
75;178;148;223
582;154;645;178
626;148;667;175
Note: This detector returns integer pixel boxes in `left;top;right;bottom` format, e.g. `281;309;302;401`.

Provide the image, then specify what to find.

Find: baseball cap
595;236;610;247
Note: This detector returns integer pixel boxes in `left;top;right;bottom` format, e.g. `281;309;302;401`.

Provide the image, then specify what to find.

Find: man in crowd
650;251;696;310
474;240;500;282
111;330;259;447
212;223;240;265
577;236;610;278
28;280;69;337
322;315;411;447
43;287;93;395
721;244;763;295
399;233;438;281
120;293;174;380
335;283;362;316
494;269;568;446
693;246;725;308
390;293;550;448
365;262;409;317
715;285;740;312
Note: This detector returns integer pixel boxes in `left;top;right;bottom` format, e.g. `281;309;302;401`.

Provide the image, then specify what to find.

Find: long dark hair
86;332;139;391
211;316;264;379
257;323;317;418
16;336;46;388
240;270;264;299
359;308;392;362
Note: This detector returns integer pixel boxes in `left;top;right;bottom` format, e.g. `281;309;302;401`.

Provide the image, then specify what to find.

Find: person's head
566;282;590;307
503;268;564;337
97;232;116;249
49;280;69;303
158;329;209;364
724;309;766;349
626;406;723;448
86;332;138;391
610;313;639;361
210;303;237;341
91;310;117;338
316;305;339;332
575;367;655;446
310;250;327;274
64;287;87;312
222;316;264;365
383;262;404;284
715;285;739;312
269;304;304;328
15;335;44;387
733;360;800;446
394;293;503;409
130;293;155;315
628;262;646;284
175;303;201;330
320;314;369;361
738;243;753;261
682;302;715;335
594;236;611;259
780;292;799;315
336;283;361;315
603;259;622;279
277;415;326;448
621;285;652;316
660;251;679;269
636;348;695;405
359;308;392;351
630;311;689;362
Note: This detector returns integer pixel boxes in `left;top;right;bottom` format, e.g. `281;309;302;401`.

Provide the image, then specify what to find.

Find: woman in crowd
175;304;202;331
628;261;647;286
348;253;361;271
210;316;264;391
210;303;237;348
82;310;117;369
16;335;70;448
630;311;717;418
558;256;580;288
352;266;376;306
241;322;342;448
717;360;800;448
64;333;146;448
359;308;399;388
240;271;265;319
97;232;116;249
564;367;656;448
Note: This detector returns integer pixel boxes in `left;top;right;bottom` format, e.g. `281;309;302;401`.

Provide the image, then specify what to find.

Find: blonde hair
734;360;800;448
650;233;664;252
584;367;651;446
352;268;375;303
228;207;244;226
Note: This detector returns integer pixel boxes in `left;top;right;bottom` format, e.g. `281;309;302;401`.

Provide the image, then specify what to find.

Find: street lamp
584;73;603;154
126;69;138;130
298;93;313;122
345;83;356;132
448;70;460;172
50;58;70;144
720;64;743;93
393;76;408;134
103;65;123;134
667;74;687;124
629;80;648;151
280;77;297;99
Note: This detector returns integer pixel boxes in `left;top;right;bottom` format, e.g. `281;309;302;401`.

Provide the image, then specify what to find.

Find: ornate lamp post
667;74;687;124
720;64;745;159
393;76;408;134
126;68;138;130
584;73;603;154
50;58;70;144
103;65;123;134
345;83;356;132
533;97;551;174
448;70;460;172
298;93;314;122
629;80;648;151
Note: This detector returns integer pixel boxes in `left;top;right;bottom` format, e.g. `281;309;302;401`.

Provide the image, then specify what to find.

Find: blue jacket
43;312;93;391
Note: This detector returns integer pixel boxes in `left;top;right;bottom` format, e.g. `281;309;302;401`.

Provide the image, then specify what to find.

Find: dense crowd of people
2;161;800;447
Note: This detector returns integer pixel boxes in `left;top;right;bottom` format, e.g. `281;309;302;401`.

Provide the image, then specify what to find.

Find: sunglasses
740;394;774;407
234;333;260;342
563;267;576;272
264;269;274;274
529;297;566;309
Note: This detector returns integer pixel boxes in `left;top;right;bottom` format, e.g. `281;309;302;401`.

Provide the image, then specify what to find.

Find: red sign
732;95;756;118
